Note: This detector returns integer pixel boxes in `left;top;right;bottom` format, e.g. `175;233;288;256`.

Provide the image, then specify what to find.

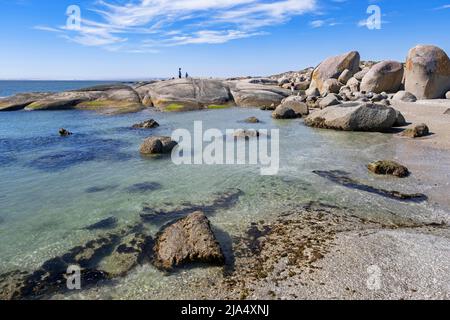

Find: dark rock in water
0;233;120;300
132;119;160;129
140;189;244;225
233;129;260;139
368;160;410;178
126;182;162;193
140;136;178;155
153;211;224;271
98;233;154;277
59;128;73;137
30;151;96;171
26;137;132;171
243;117;260;123
313;170;427;202
85;185;118;194
84;217;118;231
401;123;430;138
444;108;450;115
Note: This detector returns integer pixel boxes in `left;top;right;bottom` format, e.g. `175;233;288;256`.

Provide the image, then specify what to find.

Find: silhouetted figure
179;68;182;79
185;72;189;78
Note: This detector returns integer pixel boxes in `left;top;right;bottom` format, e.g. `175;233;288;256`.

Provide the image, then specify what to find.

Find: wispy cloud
36;0;317;52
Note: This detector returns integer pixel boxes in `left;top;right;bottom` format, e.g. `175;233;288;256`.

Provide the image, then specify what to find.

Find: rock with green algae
368;160;410;178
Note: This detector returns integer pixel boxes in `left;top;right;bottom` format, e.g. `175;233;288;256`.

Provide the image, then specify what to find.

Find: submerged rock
84;217;118;231
401;123;430;138
132;119;160;129
126;182;162;193
99;233;154;277
313;170;427;202
140;189;244;225
140;136;178;155
368;160;410;178
304;102;397;132
153;211;224;271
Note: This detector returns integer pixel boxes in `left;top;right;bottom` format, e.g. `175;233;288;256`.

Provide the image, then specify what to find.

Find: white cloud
36;0;317;52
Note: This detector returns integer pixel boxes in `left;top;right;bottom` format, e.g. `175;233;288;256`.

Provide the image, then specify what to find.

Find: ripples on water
0;107;449;299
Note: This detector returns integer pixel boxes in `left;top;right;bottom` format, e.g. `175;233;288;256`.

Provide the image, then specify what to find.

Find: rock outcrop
229;82;291;108
153;212;224;271
0;85;144;114
305;102;397;132
404;45;450;99
360;61;404;93
310;51;361;94
140;78;233;111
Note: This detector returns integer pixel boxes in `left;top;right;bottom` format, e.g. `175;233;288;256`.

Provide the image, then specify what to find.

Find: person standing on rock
179;68;182;79
185;72;189;78
290;82;295;94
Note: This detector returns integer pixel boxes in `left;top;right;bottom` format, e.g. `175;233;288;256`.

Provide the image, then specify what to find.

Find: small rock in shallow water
132;119;160;129
153;211;224;271
84;217;118;231
401;123;430;138
85;185;118;194
233;129;260;139
368;160;410;178
243;117;260;123
444;108;450;115
59;128;73;136
140;136;178;155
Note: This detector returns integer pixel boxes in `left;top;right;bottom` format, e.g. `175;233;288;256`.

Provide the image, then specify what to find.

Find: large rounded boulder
229;81;291;108
360;61;404;93
404;45;450;99
305;102;397;132
141;78;233;111
310;51;361;94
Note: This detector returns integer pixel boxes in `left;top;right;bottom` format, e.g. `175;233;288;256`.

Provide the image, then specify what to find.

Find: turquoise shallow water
0;106;449;299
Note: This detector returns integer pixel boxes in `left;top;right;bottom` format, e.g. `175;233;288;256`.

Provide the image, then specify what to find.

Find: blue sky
0;0;449;80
